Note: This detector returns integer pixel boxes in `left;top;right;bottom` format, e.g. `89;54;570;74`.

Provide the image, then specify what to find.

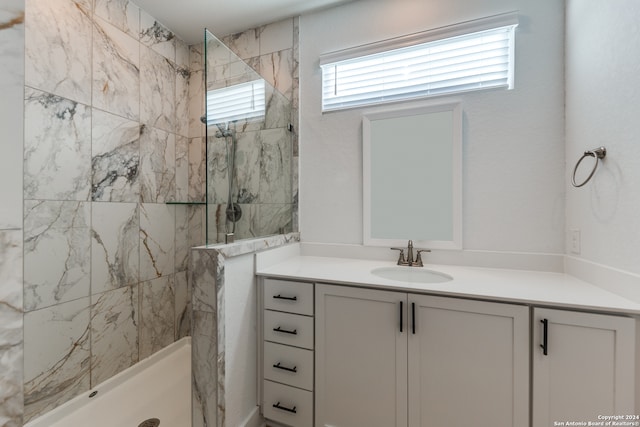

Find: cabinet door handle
540;318;548;356
273;401;297;414
412;302;416;334
273;326;298;335
273;362;298;373
273;294;297;301
400;301;404;333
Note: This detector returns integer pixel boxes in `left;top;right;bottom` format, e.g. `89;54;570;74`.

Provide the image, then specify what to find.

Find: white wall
299;0;566;253
565;0;640;276
224;253;259;426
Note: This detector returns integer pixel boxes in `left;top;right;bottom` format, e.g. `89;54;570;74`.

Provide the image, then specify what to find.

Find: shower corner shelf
165;201;206;205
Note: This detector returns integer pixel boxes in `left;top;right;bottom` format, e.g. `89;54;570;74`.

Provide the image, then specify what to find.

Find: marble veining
140;125;176;203
189;137;206;202
25;0;92;105
176;63;191;137
91;109;141;202
91;202;139;294
264;85;291;130
23;200;91;312
188;68;205;138
0;229;24;427
176;38;190;68
174;271;190;340
190;250;219;314
189;233;300;426
231;131;261;203
1;2;24;425
175;135;189;202
23;298;91;422
24;88;92;201
259;128;292;203
0;3;25;232
175;205;192;272
90;285;138;385
190;43;204;72
139;203;175;281
0;7;23;31
188;205;206;248
139;275;175;359
140;46;176;133
260;49;294;101
206;136;230;204
223;29;259;60
256;204;293;236
139;10;175;61
94;0;139;40
92;16;140;120
19;11;300;424
192;310;217;427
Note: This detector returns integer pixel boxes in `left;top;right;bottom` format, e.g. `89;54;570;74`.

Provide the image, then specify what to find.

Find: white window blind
206;79;266;125
320;15;518;112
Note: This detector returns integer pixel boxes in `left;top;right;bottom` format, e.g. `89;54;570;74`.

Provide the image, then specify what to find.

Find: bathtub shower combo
25;28;296;427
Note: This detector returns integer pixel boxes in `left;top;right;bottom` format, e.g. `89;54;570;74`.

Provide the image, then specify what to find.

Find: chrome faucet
391;240;431;267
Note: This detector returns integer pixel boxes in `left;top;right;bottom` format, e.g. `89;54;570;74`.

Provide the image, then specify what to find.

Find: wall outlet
570;229;581;254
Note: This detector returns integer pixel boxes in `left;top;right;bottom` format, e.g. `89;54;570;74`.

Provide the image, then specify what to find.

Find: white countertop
256;255;640;315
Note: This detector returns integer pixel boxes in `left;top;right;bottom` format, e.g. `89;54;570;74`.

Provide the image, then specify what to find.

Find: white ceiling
132;0;355;45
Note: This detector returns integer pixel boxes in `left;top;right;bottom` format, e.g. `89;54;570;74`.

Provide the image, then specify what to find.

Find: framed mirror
363;101;462;249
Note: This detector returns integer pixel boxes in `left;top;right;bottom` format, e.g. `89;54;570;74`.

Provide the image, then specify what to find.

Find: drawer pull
273;294;298;301
273;401;297;414
273;326;298;335
540;318;548;356
273;362;298;373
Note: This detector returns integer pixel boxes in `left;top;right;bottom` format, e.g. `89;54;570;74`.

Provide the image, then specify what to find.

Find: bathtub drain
138;419;160;427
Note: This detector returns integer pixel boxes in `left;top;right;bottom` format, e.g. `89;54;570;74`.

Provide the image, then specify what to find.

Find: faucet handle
390;247;407;265
414;249;431;267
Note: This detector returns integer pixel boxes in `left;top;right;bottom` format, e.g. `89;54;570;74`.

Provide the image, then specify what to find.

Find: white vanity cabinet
407;294;529;427
258;273;637;427
315;284;408;427
315;284;529;427
532;308;636;427
261;278;315;427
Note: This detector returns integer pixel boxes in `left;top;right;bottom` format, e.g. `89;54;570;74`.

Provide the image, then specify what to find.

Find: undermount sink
371;267;453;284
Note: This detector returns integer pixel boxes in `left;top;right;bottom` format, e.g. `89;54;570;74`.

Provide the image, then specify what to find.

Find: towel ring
571;146;606;187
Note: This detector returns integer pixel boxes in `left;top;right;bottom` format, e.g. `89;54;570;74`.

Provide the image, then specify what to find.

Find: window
206;79;266;125
320;13;518;112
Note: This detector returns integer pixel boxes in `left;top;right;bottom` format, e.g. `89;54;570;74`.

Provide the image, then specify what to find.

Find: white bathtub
25;338;191;427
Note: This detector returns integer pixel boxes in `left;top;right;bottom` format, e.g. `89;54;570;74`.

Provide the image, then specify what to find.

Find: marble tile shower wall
196;19;300;243
22;0;200;422
1;1;25;425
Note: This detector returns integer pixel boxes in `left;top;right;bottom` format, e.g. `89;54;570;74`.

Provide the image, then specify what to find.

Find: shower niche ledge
165;201;206;205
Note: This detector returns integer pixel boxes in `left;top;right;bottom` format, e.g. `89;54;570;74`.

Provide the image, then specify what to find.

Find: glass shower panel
204;29;294;244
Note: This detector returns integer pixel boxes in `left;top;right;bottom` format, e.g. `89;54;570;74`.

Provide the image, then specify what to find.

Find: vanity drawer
264;279;314;315
264;310;314;350
264;341;314;391
263;380;313;427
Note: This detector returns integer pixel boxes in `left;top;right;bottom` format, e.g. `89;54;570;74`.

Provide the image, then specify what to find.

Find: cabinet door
408;295;529;427
316;284;408;427
533;308;635;427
